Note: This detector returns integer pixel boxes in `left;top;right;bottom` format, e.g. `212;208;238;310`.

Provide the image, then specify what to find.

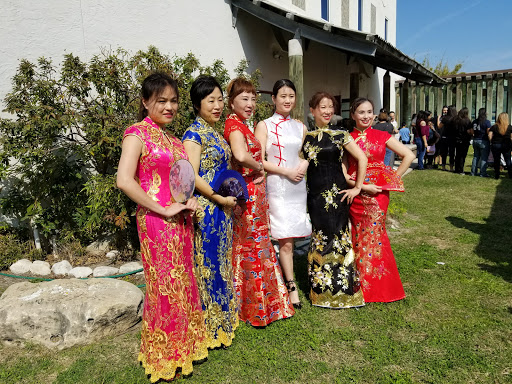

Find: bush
0;46;271;251
0;233;31;270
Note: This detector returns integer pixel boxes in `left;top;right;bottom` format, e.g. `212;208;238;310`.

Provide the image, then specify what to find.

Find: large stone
119;262;143;274
68;267;93;278
30;260;51;276
0;279;143;349
93;266;119;277
85;238;111;256
105;250;120;259
51;260;73;276
9;259;32;274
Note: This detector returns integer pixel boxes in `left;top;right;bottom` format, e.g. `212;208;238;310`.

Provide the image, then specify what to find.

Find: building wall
0;0;397;116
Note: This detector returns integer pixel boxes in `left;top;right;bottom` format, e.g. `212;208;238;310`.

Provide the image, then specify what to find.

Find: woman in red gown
345;98;415;303
223;77;294;326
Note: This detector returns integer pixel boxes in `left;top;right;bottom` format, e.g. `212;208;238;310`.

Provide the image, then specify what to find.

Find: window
321;0;329;21
358;0;363;31
384;18;388;41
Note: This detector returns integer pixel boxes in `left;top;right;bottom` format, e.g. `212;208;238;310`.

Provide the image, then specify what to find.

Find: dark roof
230;0;446;85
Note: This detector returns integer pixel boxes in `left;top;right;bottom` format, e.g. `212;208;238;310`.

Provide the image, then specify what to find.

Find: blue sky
396;0;512;74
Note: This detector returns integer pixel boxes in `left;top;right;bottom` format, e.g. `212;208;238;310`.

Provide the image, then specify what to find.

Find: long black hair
138;72;179;121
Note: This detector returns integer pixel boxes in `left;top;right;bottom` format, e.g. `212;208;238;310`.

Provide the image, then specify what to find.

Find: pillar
288;38;304;120
419;84;425;110
436;86;444;116
486;74;493;122
456;77;463;110
508;73;512;118
402;81;411;126
466;76;473;118
411;81;417;115
476;75;483;113
383;71;390;112
395;83;401;124
446;81;453;106
496;73;504;115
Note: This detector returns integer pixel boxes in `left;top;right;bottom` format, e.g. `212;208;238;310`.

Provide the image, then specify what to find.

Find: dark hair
415;110;429;136
389;111;395;115
272;79;296;96
139;72;179;121
309;91;337;109
190;75;222;115
226;77;256;111
458;107;469;120
477;108;487;124
350;97;375;116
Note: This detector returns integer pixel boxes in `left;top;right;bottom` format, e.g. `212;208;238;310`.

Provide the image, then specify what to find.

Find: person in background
439;106;457;171
414;110;429;170
425;117;440;169
389;111;398;132
117;73;206;382
399;122;410;144
453;107;473;175
435;106;448;168
470;108;492;177
488;112;512;179
374;111;395;167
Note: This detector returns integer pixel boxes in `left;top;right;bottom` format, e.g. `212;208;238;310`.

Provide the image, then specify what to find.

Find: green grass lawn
1;162;511;384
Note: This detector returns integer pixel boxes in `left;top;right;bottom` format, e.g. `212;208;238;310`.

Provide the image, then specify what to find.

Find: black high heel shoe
285;279;302;309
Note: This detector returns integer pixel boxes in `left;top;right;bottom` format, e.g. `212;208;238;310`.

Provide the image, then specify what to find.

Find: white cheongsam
264;113;312;239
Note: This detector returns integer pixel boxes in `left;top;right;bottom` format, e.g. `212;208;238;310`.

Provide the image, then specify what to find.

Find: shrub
0;46;270;252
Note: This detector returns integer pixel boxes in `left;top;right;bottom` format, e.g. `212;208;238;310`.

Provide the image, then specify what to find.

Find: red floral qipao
347;127;406;303
124;117;208;382
224;113;294;326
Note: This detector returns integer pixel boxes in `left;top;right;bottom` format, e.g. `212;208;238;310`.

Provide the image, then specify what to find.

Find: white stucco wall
0;0;397;117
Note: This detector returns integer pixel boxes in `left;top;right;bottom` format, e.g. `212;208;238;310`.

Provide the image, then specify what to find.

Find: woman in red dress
223;77;294;326
345;98;415;303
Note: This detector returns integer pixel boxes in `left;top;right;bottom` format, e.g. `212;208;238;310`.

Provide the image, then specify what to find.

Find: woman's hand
184;196;200;212
162;203;189;218
222;196;238;207
253;170;265;184
339;187;361;204
286;165;306;182
362;184;382;195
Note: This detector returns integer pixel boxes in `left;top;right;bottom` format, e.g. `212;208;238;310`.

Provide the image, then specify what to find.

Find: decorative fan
212;170;249;201
169;159;196;203
350;162;404;192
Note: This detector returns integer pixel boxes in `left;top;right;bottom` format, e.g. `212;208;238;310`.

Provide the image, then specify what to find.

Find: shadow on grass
446;178;512;283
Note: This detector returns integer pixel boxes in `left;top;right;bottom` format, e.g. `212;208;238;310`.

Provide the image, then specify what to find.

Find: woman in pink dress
117;73;207;382
345;97;415;303
224;77;294;326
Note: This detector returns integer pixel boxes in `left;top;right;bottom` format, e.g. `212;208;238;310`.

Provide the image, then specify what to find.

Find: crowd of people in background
380;106;512;179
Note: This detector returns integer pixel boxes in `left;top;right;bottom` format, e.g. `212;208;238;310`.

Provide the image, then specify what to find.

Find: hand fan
350;162;404;192
169;159;196;203
212;170;249;201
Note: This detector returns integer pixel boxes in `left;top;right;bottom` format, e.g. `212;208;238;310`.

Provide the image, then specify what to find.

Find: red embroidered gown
347;127;406;303
224;113;294;326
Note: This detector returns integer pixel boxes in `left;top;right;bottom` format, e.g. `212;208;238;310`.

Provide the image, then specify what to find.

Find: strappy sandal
285;279;302;309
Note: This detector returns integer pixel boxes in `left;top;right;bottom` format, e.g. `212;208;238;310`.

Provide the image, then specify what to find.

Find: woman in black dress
301;92;367;309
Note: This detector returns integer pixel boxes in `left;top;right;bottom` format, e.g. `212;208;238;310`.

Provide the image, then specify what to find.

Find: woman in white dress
254;79;311;308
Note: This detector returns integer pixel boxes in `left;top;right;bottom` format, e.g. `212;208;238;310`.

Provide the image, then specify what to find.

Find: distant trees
421;57;463;77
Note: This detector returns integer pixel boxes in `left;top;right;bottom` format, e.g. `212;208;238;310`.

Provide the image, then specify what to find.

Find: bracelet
258;161;263;172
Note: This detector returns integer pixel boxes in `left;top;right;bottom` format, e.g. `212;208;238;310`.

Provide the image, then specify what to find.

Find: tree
421;56;464;77
0;47;267;251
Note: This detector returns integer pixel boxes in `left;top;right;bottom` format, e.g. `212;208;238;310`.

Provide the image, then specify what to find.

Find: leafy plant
0;46;266;252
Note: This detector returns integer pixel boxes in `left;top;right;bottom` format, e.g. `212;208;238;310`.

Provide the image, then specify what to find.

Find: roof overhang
230;0;446;85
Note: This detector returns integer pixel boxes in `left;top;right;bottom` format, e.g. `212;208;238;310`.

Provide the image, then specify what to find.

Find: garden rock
68;266;93;278
105;250;120;259
0;279;143;349
93;266;119;277
85;239;110;256
30;260;51;276
51;260;73;276
119;262;143;274
9;259;32;274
